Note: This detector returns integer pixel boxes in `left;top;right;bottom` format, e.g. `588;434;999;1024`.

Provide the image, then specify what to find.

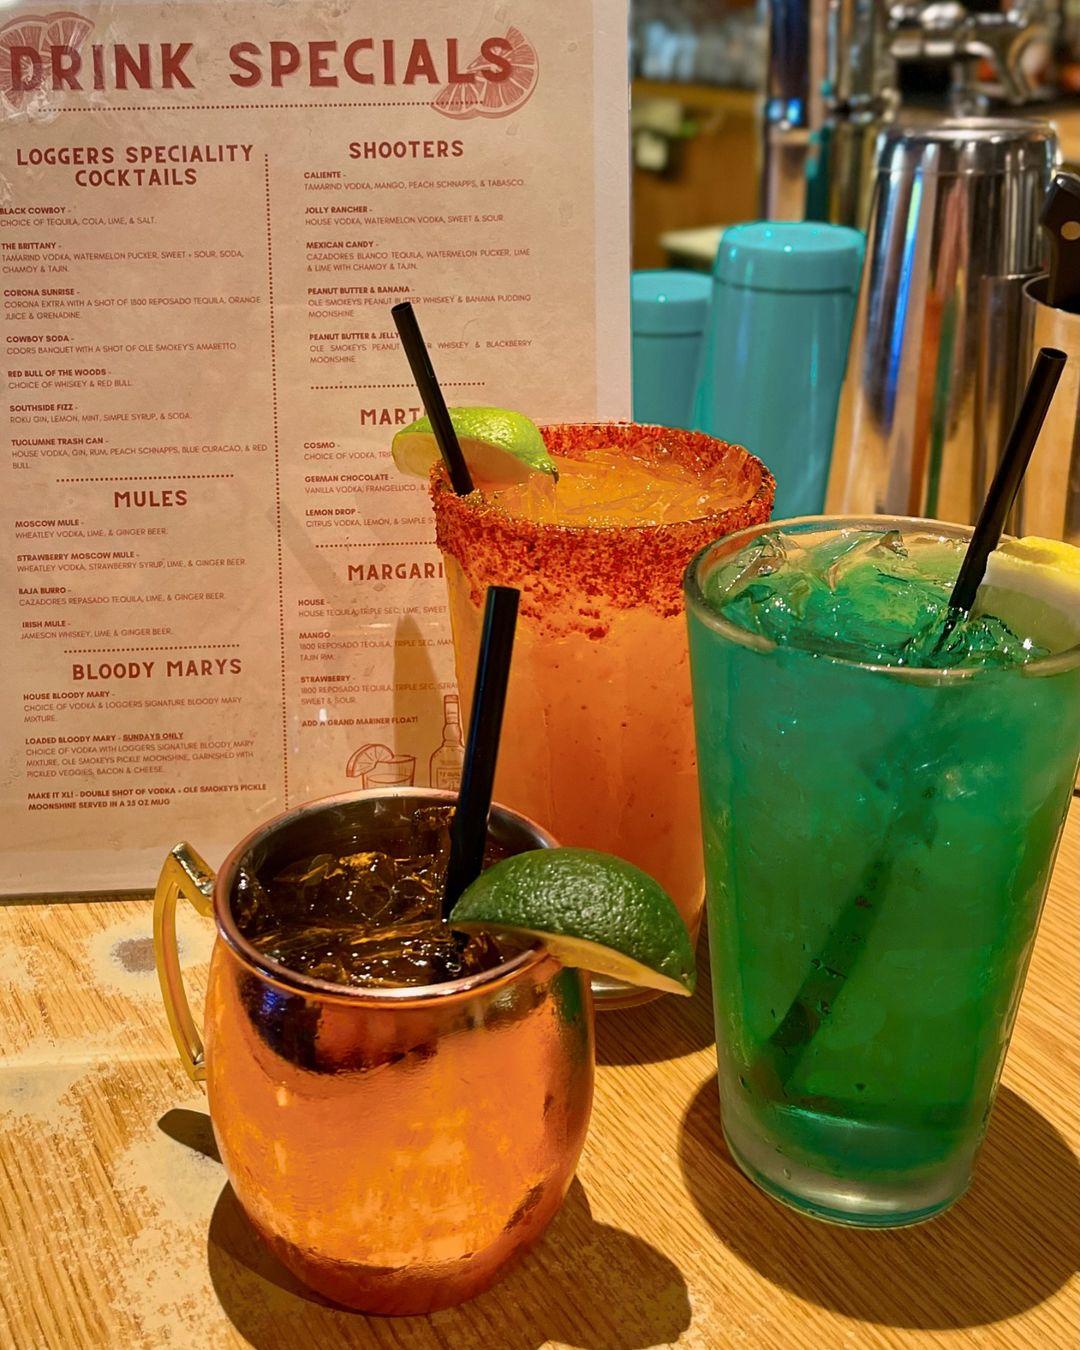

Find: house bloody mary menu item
0;1;630;893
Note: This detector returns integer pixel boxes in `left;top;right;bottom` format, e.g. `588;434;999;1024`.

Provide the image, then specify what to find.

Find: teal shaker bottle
632;270;712;430
693;223;863;517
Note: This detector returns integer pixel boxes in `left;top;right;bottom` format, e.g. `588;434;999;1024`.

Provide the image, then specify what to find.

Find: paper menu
0;0;630;893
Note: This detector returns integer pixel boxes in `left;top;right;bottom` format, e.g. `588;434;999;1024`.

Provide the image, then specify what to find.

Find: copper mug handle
153;843;216;1085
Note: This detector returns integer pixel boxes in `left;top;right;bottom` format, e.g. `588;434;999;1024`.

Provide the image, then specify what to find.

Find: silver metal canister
1016;277;1080;545
827;118;1057;524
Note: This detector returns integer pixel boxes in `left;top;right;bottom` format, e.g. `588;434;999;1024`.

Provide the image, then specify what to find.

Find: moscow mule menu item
0;1;630;892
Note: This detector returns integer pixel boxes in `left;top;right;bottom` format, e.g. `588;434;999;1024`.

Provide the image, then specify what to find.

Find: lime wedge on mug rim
391;407;557;484
450;848;696;997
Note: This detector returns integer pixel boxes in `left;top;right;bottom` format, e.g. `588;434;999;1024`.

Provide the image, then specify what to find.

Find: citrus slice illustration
432;80;479;120
346;742;394;780
45;12;94;52
432;27;538;121
0;16;48;111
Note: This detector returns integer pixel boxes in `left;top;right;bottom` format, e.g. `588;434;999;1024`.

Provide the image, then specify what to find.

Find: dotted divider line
57;474;235;482
266;154;289;808
58;102;434;112
311;381;487;390
66;645;241;653
315;541;436;548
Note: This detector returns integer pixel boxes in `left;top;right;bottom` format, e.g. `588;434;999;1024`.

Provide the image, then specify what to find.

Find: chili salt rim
431;422;775;617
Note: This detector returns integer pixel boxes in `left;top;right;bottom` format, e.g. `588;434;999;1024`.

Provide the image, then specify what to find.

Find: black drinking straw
442;586;520;913
753;346;1067;1096
392;301;474;496
949;346;1066;612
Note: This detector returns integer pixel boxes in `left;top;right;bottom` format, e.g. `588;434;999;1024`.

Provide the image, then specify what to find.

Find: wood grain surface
0;803;1076;1349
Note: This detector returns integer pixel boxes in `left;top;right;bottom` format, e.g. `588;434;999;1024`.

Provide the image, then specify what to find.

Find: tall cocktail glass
685;515;1080;1225
432;422;773;1006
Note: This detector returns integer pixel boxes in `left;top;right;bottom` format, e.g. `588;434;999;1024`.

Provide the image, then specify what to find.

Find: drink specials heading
9;33;518;93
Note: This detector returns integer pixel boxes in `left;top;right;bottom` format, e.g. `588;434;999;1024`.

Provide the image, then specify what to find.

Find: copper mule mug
154;788;595;1315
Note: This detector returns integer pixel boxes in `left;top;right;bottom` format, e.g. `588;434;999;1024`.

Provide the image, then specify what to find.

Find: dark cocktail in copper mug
154;788;594;1315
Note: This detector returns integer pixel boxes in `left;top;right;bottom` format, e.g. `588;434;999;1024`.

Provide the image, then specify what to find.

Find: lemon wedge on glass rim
973;536;1080;653
391;407;557;485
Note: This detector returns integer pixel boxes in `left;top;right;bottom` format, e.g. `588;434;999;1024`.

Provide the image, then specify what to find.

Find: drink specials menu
0;1;630;892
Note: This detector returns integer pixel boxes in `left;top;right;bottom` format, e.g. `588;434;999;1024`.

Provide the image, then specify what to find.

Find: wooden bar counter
1;802;1076;1348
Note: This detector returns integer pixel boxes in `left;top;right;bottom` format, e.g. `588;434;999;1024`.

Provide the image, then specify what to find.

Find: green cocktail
685;516;1080;1226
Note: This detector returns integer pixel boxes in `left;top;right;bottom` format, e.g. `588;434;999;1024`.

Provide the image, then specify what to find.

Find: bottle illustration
429;694;465;789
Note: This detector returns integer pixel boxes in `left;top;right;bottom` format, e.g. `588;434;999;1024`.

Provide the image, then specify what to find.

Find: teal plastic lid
714;222;864;294
632;269;712;335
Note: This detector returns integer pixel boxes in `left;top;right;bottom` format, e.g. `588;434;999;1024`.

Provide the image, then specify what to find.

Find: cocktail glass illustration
346;742;416;789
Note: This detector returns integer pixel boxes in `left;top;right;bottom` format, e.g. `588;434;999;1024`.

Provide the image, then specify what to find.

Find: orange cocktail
432;423;773;1005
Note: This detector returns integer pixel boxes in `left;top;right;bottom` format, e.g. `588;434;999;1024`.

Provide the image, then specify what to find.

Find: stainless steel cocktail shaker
1017;278;1080;544
827;119;1057;524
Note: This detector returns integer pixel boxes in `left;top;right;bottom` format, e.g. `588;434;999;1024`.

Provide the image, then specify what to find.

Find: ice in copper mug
153;788;594;1315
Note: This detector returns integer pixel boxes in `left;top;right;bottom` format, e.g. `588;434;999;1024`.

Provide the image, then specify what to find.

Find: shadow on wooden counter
158;1099;692;1350
678;1079;1079;1330
594;927;717;1067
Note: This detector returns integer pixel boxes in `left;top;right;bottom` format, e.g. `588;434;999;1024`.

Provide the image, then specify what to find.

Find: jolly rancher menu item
0;1;630;892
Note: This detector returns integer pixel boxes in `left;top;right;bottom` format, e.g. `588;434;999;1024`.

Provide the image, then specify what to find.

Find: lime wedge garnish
974;536;1080;652
391;407;557;485
450;848;696;997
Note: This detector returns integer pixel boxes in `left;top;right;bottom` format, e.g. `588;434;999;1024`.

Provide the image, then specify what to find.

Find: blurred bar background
629;0;1080;270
